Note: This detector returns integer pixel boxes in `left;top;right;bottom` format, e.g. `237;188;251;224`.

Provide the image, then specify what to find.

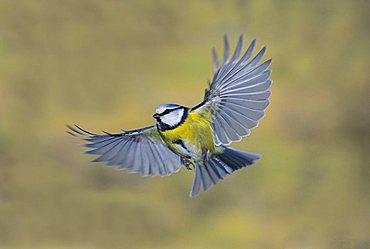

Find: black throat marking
156;107;189;132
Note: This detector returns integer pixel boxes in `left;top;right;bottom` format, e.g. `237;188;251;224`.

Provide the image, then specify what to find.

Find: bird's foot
202;148;210;162
182;157;194;170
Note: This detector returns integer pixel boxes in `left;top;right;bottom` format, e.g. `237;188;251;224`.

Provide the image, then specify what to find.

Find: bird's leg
202;148;210;163
181;156;194;170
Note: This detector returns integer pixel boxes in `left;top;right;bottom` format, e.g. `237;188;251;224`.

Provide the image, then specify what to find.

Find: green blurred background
0;0;369;248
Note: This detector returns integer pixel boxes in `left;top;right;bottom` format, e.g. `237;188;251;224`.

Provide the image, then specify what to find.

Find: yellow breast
160;110;215;156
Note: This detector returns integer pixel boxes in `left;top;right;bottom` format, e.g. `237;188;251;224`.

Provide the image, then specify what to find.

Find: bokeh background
0;0;369;248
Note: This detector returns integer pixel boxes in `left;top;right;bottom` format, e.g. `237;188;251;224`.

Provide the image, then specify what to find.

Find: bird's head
153;104;188;131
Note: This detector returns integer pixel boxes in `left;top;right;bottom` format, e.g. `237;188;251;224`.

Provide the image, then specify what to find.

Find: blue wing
68;125;182;176
193;34;272;145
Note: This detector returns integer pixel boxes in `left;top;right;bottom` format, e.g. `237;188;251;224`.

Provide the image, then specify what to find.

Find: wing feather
212;47;219;73
222;35;230;64
68;125;182;176
192;35;272;145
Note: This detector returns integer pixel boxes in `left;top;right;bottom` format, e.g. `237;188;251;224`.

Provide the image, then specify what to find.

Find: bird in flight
68;34;272;197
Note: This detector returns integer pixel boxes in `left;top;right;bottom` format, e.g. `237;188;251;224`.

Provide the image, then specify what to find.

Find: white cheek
160;109;184;127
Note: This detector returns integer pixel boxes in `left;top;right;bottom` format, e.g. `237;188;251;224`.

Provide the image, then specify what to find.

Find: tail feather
189;146;260;198
189;162;202;197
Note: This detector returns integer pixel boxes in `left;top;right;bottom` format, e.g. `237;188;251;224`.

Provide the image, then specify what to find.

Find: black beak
153;113;159;119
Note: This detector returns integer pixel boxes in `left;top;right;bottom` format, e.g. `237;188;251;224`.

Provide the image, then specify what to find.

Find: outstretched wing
193;34;272;145
67;125;183;176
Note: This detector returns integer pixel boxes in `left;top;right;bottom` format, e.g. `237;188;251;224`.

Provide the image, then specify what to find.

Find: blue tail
189;147;260;198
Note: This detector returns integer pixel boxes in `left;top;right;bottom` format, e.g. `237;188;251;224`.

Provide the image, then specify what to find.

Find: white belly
170;139;202;161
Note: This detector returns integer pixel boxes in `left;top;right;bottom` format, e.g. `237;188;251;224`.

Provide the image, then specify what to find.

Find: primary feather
193;34;272;145
68;125;182;176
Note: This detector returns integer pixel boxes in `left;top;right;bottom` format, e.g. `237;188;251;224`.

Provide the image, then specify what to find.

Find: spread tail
189;147;260;198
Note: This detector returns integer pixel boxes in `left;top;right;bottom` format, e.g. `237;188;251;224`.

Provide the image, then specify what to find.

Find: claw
185;163;192;170
181;157;194;170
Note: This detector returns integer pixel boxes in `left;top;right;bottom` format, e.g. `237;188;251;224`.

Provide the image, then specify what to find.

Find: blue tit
68;34;272;197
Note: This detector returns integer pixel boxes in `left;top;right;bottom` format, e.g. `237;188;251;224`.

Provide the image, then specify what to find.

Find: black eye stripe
162;109;172;115
159;107;182;116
